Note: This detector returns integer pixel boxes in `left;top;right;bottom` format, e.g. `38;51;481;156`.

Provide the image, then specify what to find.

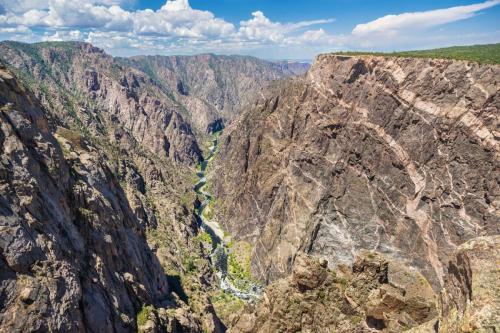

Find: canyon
0;41;498;333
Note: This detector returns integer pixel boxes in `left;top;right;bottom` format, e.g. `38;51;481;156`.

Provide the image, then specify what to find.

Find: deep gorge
0;41;498;333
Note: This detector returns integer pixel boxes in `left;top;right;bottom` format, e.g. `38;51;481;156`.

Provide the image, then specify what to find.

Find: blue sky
0;0;499;59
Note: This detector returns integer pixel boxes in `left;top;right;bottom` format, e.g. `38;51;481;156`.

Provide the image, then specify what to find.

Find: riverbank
193;131;263;302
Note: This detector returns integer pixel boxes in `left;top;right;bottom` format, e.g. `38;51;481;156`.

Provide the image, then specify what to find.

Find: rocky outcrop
211;54;500;288
228;252;438;333
439;235;499;332
228;236;499;333
120;55;309;134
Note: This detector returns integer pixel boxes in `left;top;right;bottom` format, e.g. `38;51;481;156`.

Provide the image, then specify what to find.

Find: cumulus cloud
353;0;500;36
132;1;234;38
0;0;235;38
0;0;498;58
238;11;334;43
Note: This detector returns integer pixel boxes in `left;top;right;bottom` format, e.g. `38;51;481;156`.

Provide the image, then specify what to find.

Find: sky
0;0;499;59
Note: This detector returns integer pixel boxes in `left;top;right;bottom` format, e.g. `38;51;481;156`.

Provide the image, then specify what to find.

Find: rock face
229;251;438;333
211;54;500;288
228;236;499;333
120;55;309;134
439;235;500;332
0;66;173;332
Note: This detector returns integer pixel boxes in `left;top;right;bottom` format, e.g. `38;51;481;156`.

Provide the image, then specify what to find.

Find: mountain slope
211;54;500;288
0;41;202;164
119;54;309;134
0;65;194;332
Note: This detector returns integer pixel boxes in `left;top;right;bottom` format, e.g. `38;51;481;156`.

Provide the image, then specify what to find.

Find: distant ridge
334;43;500;64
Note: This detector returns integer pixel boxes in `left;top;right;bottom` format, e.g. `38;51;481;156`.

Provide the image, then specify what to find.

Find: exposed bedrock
211;54;500;288
229;236;499;333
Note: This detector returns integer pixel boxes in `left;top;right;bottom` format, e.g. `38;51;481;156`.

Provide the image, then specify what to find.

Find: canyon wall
121;55;309;134
0;65;180;332
211;54;499;288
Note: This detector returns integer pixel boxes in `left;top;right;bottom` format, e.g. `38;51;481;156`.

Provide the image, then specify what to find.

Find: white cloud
0;0;498;58
0;25;30;33
41;29;83;41
238;11;334;43
353;0;500;36
285;29;345;46
132;1;234;38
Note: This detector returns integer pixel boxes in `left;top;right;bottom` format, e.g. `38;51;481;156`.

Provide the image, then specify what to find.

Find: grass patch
136;304;154;329
336;43;500;64
194;231;212;245
227;241;258;292
210;290;245;325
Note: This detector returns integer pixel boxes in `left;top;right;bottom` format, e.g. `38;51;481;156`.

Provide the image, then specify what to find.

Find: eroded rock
229;252;438;333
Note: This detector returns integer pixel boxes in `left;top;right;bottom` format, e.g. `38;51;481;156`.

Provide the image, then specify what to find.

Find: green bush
195;231;213;245
136;305;154;327
210;291;245;325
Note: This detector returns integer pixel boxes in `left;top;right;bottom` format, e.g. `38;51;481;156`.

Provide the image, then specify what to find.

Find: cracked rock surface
211;54;500;288
228;236;499;332
0;66;174;332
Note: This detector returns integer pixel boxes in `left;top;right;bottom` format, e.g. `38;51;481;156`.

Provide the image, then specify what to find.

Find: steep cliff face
0;41;202;164
211;54;499;287
120;55;309;134
0;66;185;332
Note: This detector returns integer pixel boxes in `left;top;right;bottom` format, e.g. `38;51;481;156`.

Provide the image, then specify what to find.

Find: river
194;131;262;301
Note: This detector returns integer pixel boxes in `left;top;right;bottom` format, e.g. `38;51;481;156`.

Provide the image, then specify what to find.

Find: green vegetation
182;253;197;273
201;199;216;221
136;305;154;329
350;315;362;325
337;43;500;64
194;231;213;245
210;290;245;325
179;190;196;208
227;241;258;292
